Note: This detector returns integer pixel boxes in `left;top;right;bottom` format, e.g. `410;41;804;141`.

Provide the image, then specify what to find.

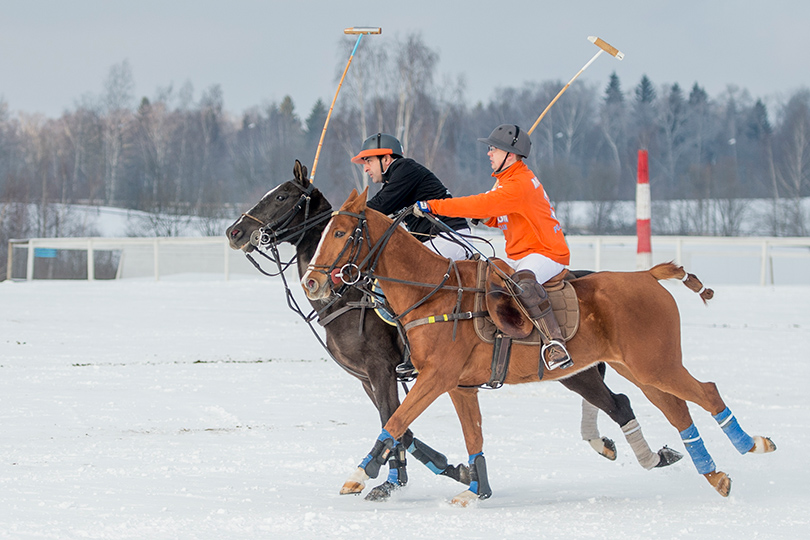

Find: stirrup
396;360;416;381
542;341;573;371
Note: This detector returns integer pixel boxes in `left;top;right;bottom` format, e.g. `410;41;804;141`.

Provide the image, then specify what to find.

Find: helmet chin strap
379;155;394;176
494;152;510;174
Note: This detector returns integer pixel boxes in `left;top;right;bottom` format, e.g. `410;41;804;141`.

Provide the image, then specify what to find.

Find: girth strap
402;310;488;333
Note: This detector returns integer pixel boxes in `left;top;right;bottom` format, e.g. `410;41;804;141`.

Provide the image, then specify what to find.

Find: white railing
7;237;267;281
7;235;810;285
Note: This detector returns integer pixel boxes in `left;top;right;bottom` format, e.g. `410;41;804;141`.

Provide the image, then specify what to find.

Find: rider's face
487;146;507;171
362;156;385;184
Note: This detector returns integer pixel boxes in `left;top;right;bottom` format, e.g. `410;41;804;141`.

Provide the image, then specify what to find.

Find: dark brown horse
227;162;678;500
301;188;776;505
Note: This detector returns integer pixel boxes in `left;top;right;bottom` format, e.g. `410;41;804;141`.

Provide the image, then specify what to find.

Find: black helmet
477;124;531;158
351;133;404;164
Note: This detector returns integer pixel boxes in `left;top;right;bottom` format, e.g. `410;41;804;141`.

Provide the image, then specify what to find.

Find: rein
308;207;487;340
239;186;378;382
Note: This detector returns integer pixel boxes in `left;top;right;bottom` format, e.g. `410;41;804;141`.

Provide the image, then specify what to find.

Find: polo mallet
527;36;624;135
310;26;382;182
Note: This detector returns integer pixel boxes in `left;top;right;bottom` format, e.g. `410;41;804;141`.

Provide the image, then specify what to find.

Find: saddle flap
475;259;580;345
484;259;534;339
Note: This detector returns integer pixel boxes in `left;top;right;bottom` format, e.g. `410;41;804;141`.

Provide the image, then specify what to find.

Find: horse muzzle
301;270;330;300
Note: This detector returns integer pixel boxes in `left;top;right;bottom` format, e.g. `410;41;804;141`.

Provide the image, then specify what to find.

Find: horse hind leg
562;365;680;469
580;399;617;460
713;407;777;454
619;372;733;497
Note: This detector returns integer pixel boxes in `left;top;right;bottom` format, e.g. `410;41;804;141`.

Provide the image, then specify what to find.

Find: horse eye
334;231;346;238
275;194;287;201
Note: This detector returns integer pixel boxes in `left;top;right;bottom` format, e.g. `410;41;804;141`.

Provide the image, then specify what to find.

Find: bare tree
102;60;135;204
774;89;810;235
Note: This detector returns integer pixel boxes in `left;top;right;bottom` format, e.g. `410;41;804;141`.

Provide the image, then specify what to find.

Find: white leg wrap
580;399;601;441
622;419;659;470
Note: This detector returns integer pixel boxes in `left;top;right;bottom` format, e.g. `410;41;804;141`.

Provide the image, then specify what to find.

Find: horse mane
650;262;714;304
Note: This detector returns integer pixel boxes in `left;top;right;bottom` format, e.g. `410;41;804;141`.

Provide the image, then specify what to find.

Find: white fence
7;237;263;281
7;235;810;285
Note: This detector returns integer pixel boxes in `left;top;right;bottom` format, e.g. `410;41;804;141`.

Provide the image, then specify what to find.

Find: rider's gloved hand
413;201;432;218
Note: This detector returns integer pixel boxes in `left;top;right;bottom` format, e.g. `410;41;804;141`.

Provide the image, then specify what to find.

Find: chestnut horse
227;162;678;500
302;188;776;505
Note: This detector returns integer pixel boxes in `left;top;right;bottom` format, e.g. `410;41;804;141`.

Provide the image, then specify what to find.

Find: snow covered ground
1;273;808;539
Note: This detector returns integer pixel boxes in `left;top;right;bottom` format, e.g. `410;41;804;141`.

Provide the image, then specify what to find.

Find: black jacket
366;158;468;241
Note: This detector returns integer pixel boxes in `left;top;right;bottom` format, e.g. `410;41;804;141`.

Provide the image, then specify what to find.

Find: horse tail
649;262;714;304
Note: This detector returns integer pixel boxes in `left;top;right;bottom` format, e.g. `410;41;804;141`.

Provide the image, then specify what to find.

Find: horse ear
343;187;369;213
343;189;359;207
293;160;310;188
358;187;369;206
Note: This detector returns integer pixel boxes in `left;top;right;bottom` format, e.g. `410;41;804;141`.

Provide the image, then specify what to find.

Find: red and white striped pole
636;149;652;269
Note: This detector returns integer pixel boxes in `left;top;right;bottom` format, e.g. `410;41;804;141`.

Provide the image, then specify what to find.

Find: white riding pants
506;252;566;285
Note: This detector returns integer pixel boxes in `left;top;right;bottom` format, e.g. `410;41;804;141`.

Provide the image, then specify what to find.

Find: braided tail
649;262;714;304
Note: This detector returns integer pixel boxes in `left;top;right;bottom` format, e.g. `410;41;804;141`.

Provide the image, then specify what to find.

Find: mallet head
588;36;624;60
344;27;382;35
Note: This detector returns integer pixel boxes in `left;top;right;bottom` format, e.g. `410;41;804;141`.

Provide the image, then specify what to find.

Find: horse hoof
450;490;479;507
340;467;369;495
704;470;732;497
441;463;472;485
364;481;401;502
749;436;777;454
654;445;684;468
588;437;617;461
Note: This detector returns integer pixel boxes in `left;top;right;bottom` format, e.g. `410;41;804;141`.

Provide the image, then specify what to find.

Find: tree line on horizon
1;33;809;250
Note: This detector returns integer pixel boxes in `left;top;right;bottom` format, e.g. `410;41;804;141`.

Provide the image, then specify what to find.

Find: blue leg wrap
713;407;755;454
468;452;491;499
406;438;448;475
680;424;716;474
359;429;396;479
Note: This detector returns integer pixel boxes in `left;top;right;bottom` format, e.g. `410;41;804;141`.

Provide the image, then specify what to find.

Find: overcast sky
2;1;808;119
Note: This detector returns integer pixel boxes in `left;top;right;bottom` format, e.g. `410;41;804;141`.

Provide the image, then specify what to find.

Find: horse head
225;160;321;252
301;187;371;300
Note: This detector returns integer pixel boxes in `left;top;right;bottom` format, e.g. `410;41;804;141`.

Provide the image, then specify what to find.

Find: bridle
240;182;332;277
236;182;378;382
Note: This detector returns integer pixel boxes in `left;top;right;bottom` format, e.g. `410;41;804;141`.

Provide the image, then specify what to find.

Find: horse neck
367;213;455;316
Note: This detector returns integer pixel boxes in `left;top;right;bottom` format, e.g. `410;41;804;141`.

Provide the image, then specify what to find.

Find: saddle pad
473;259;579;345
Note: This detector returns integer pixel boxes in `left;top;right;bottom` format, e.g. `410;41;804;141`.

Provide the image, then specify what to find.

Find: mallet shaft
311;27;382;182
528;36;624;136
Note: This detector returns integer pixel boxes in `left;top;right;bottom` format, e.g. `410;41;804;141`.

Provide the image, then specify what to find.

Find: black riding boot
511;270;573;370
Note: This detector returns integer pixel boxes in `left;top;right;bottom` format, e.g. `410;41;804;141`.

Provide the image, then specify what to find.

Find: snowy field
1;273;808;539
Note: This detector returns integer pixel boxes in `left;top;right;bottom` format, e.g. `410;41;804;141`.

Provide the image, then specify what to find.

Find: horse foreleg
403;434;471;485
359;373;408;501
447;387;492;505
342;366;454;496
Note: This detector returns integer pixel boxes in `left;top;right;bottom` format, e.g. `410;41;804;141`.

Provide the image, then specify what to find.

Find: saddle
474;259;579;345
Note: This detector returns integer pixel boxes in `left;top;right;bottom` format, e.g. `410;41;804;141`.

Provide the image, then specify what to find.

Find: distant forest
1;33;809;245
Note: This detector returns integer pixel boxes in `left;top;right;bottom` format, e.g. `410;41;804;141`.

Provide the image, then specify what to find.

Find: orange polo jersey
427;160;570;265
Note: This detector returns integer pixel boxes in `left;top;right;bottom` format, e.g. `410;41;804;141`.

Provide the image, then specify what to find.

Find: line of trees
2;34;809;252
